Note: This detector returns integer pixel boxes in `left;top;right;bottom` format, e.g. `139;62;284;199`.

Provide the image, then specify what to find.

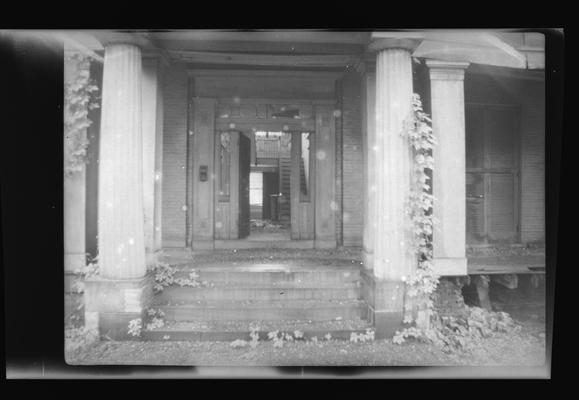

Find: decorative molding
187;69;343;80
426;60;469;81
367;38;422;53
170;50;358;68
92;31;153;50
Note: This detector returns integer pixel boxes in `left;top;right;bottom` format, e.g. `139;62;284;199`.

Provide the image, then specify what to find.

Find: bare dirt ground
66;321;545;367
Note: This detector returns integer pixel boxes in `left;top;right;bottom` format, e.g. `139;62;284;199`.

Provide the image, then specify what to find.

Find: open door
214;131;250;239
290;132;315;239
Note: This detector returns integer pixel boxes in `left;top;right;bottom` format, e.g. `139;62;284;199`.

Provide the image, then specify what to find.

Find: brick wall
161;64;188;247
432;277;468;318
340;72;364;246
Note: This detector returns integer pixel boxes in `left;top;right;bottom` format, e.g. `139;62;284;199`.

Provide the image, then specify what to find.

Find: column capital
94;31;151;50
426;60;469;81
367;38;422;53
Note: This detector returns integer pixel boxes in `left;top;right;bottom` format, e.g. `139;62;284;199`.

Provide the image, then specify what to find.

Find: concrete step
155;284;361;302
141;318;372;342
155;299;367;322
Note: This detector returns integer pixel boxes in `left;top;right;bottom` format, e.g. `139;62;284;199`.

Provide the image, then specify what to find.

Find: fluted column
372;45;416;281
98;43;146;279
427;60;469;276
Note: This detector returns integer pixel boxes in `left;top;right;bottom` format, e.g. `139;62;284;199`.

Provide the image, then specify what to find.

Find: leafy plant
127;318;142;337
148;261;209;293
393;93;440;340
349;329;375;343
249;325;260;349
64;53;99;176
145;308;166;331
65;326;99;353
394;305;520;353
71;258;100;294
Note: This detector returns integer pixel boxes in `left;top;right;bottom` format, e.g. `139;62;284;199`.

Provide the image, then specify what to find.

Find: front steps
144;262;372;341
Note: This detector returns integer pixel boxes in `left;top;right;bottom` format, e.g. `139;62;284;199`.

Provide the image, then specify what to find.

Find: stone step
141;318;372;342
155;299;367;322
155;284;361;302
170;265;361;286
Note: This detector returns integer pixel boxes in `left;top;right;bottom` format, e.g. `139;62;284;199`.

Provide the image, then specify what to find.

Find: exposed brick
340;73;364;246
161;64;188;247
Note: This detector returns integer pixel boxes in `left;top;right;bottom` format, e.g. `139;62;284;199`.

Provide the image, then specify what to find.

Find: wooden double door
214;131;315;240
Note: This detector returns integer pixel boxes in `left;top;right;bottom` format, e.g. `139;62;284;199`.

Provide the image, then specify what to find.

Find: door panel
214;131;239;239
291;132;315;239
238;133;251;238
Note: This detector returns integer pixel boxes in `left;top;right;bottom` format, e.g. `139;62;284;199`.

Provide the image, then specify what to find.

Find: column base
84;276;153;340
360;270;406;339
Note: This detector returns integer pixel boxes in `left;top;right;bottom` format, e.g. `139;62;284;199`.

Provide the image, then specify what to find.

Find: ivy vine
64;53;99;177
393;94;522;352
400;93;440;327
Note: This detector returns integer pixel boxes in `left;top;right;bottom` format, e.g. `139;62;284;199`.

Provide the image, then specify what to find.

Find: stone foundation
361;270;405;339
84;276;153;340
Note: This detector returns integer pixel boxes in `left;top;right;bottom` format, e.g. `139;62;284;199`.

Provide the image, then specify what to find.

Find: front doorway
214;129;315;245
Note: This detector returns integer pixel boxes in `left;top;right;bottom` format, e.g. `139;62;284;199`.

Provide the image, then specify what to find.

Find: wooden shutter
487;173;516;241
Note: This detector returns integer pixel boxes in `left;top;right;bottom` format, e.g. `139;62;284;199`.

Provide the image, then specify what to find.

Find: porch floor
159;246;545;276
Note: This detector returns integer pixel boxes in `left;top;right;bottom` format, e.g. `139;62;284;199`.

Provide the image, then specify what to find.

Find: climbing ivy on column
64;53;99;176
394;93;440;341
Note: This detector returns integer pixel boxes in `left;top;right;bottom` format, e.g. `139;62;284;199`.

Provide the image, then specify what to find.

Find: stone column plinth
426;60;469;276
364;40;419;338
90;41;151;340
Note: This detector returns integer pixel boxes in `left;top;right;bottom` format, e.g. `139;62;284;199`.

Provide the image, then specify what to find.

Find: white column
98;43;146;279
372;44;416;281
142;56;164;264
426;60;469;276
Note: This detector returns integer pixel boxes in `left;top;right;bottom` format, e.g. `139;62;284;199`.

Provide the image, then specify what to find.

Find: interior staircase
142;258;372;342
278;157;291;222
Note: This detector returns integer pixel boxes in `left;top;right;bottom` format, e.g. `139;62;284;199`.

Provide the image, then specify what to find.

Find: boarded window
465;105;519;244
